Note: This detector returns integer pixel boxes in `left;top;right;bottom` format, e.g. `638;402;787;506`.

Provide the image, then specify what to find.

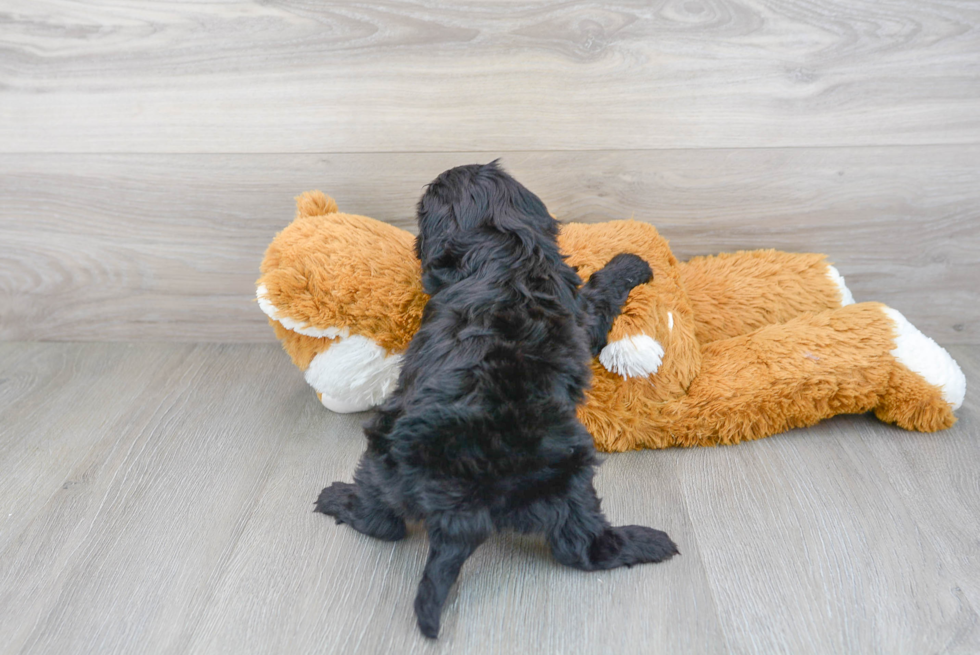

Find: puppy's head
415;161;559;293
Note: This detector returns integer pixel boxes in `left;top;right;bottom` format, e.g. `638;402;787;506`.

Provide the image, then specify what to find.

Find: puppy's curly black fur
316;162;677;638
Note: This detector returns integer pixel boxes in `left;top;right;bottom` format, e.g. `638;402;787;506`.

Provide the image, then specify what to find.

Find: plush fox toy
257;191;965;452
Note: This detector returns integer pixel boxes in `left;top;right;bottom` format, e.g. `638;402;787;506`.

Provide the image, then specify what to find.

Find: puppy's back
367;163;595;502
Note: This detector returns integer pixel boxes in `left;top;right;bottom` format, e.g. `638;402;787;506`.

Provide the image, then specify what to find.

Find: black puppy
316;162;677;638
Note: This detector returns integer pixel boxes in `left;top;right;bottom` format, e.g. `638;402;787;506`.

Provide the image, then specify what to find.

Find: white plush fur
305;335;403;413
826;266;855;306
599;334;665;379
256;285;350;339
883;307;966;410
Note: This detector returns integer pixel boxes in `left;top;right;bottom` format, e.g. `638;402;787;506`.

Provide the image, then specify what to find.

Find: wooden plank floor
0;341;976;654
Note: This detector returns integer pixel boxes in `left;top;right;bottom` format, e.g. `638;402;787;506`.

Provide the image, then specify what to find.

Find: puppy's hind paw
622;525;679;564
596;525;678;567
314;481;358;524
315;481;407;541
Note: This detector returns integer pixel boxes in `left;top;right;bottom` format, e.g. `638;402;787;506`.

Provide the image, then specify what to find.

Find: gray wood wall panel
1;1;977;341
2;149;977;342
2;1;979;153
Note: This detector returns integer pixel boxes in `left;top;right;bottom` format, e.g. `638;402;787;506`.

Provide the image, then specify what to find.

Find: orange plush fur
257;192;965;452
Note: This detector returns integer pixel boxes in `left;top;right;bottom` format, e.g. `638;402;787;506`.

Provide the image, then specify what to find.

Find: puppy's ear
415;187;455;268
421;250;464;295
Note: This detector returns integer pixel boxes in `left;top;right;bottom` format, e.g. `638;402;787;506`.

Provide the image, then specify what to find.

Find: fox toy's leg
678;250;854;345
616;302;964;449
871;308;966;431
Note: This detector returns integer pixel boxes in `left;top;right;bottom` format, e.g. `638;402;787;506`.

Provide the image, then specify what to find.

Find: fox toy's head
258;191;699;415
257;191;427;412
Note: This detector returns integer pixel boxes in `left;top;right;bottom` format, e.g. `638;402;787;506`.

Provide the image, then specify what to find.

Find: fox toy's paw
599;334;665;378
875;307;965;432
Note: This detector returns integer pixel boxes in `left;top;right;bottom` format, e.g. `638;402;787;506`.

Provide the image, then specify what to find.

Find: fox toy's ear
295;190;338;218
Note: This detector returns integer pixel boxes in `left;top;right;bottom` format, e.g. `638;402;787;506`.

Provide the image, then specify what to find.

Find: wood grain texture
2;148;977;342
679;422;980;653
843;346;980;617
0;342;976;654
0;343;193;555
1;0;979;153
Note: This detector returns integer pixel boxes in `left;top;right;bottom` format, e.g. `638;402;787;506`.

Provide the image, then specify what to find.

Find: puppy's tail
414;510;492;639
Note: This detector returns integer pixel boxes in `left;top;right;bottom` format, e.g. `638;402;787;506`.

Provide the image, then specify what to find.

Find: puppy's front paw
315;482;358;524
604;253;653;289
618;525;679;564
